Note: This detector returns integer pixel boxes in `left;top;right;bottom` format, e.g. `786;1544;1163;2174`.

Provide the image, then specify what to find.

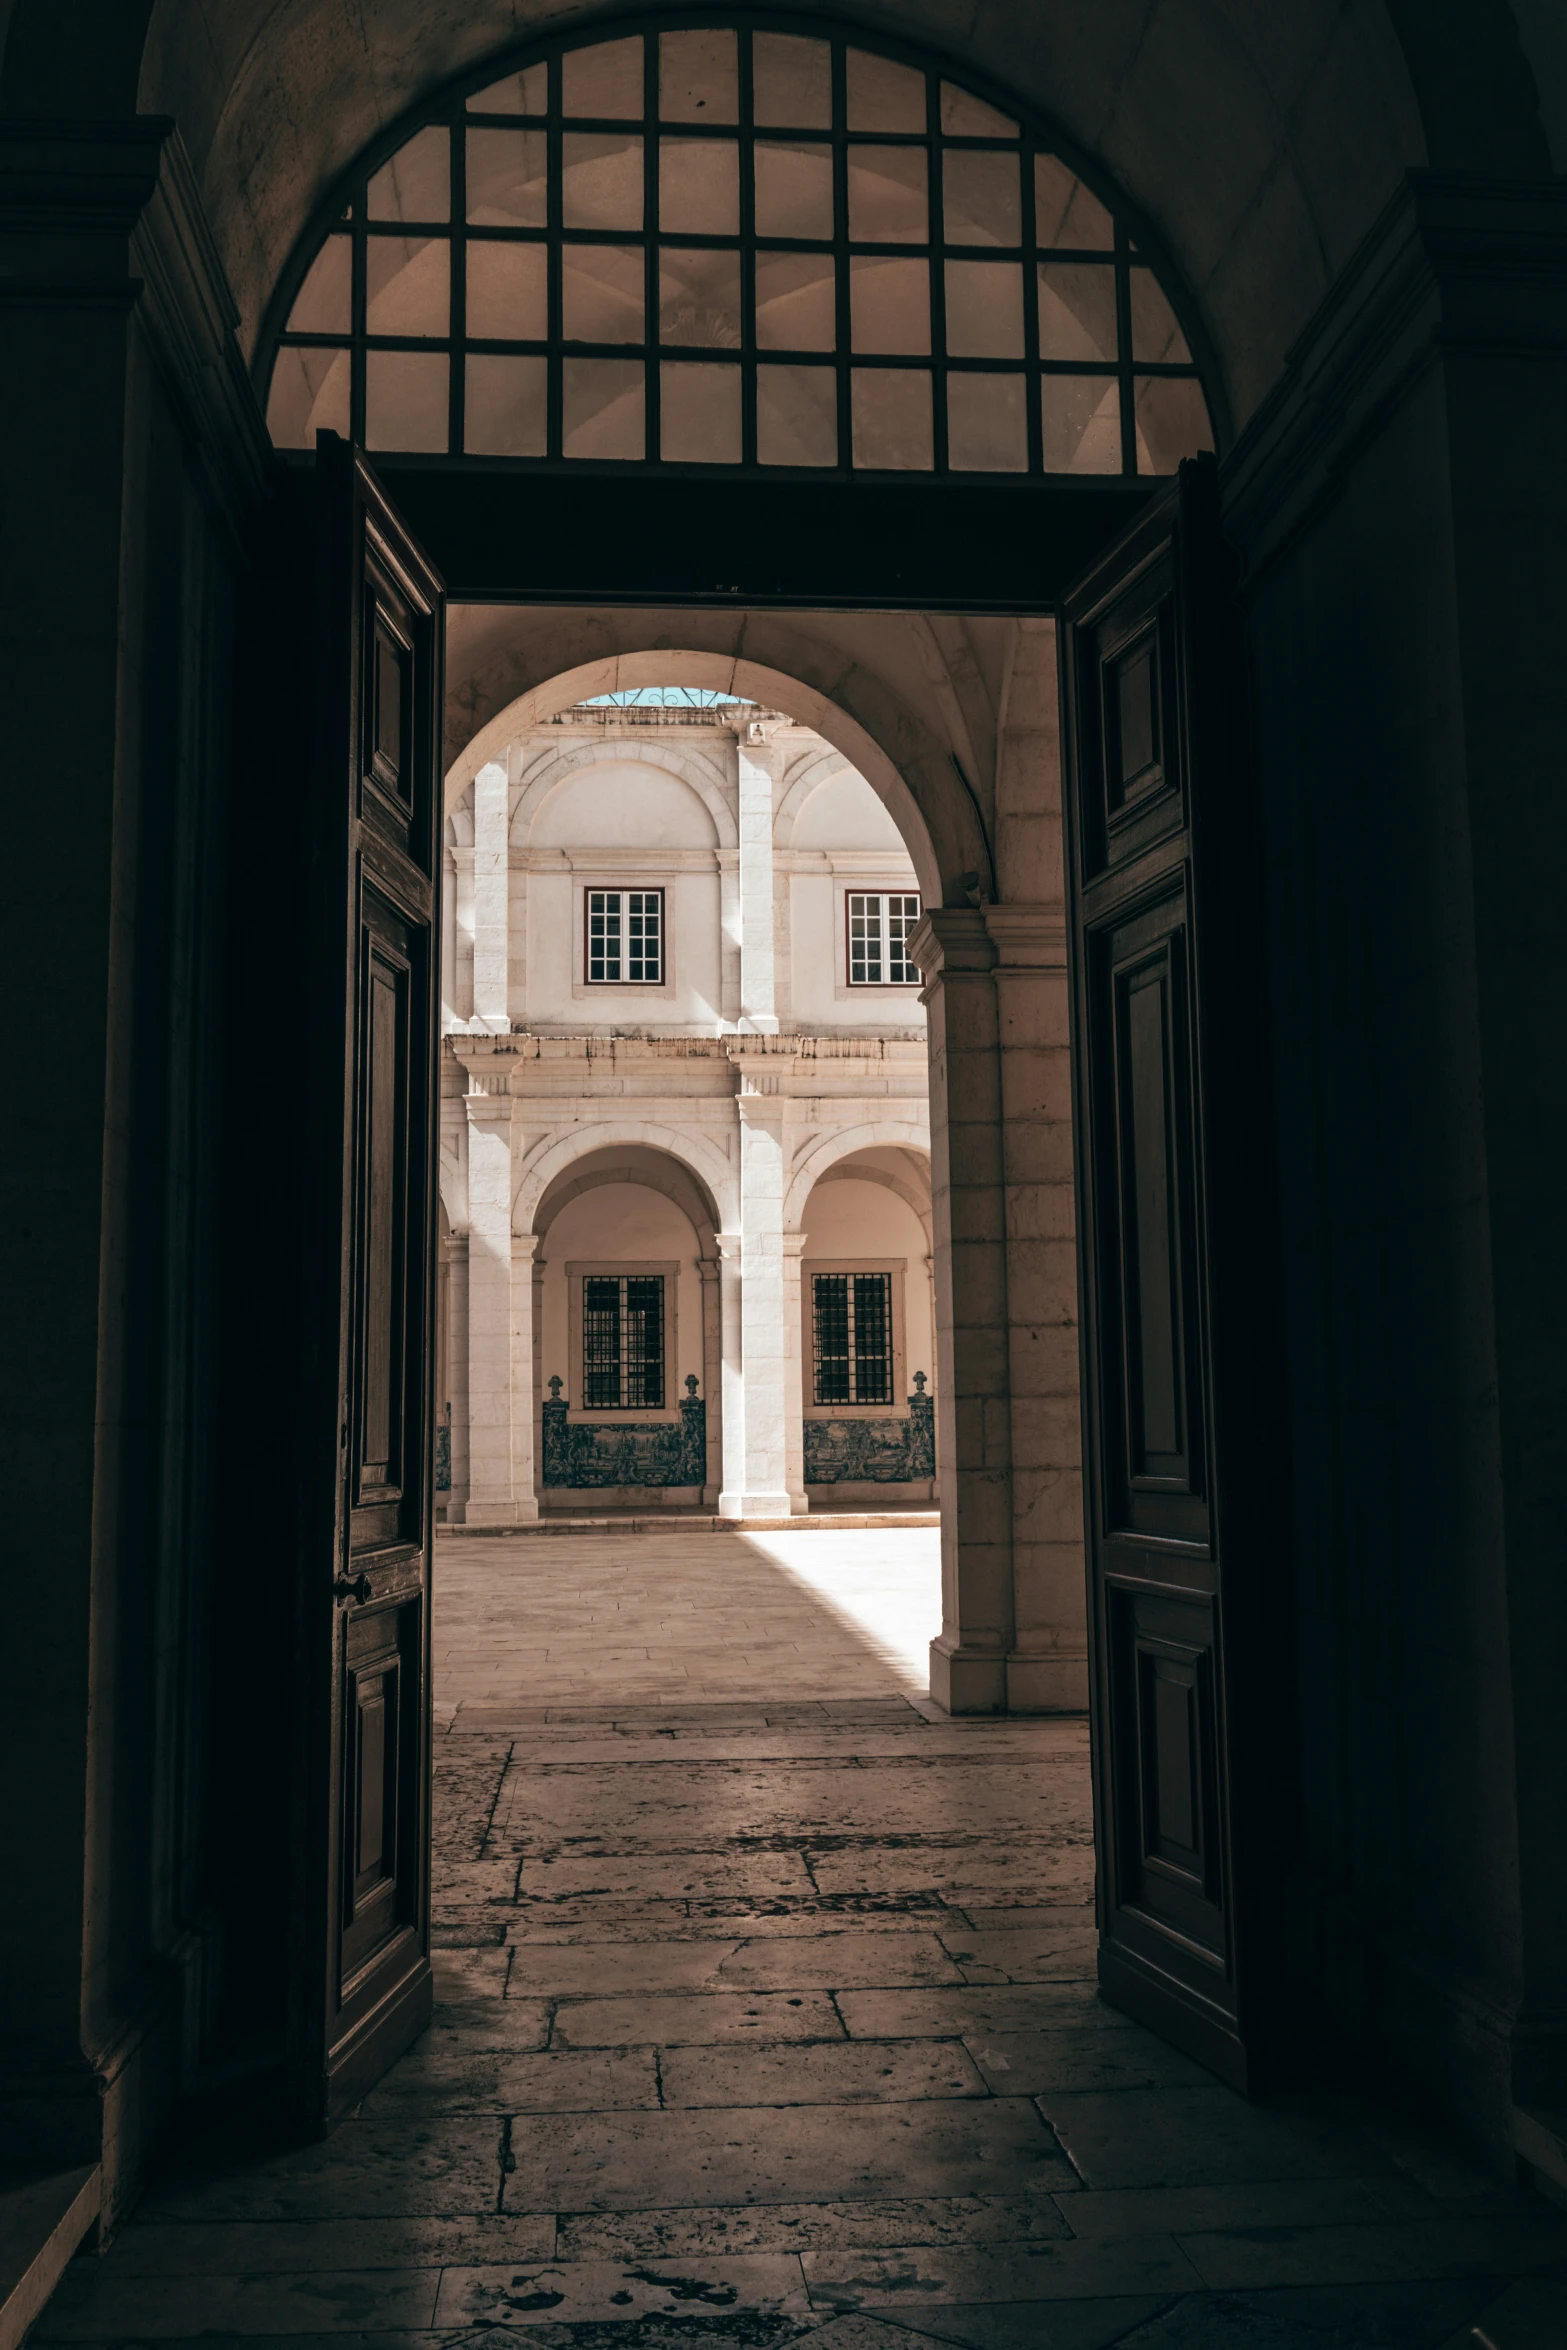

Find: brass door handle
334;1572;373;1605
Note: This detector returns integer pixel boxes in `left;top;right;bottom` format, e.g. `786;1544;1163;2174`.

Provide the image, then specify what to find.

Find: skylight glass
583;686;750;706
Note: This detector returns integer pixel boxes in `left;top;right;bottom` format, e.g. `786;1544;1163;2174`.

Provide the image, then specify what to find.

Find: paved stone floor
41;1531;1567;2347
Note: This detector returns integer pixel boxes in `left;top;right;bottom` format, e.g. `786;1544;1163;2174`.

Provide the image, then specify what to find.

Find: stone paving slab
501;2100;1076;2211
555;2195;1077;2261
432;2251;811;2326
42;1529;1567;2347
548;1991;847;2047
656;2040;991;2109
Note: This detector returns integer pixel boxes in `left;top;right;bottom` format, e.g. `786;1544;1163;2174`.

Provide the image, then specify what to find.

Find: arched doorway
11;0;1566;2266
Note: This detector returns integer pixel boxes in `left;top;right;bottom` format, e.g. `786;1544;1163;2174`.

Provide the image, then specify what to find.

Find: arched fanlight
262;20;1213;479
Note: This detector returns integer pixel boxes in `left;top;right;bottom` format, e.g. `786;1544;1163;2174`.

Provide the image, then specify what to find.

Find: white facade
437;697;934;1520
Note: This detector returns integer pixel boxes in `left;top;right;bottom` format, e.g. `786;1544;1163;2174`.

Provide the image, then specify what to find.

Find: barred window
586;887;663;983
812;1271;893;1405
848;891;921;985
262;25;1215;478
582;1274;665;1407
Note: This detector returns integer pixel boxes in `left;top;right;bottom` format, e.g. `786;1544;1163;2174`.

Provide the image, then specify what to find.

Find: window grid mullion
1115;217;1135;473
449;106;466;453
830;38;852;471
644;31;659;464
547;47;563;458
738;28;757;466
925;67;947;476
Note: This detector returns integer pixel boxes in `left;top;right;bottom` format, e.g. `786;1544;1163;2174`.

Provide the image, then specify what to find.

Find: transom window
586;887;664;983
848;891;921;985
264;20;1213;478
812;1272;893;1405
583;1274;665;1408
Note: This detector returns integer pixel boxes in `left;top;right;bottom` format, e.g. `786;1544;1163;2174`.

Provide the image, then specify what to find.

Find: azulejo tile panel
805;1387;935;1483
542;1390;706;1488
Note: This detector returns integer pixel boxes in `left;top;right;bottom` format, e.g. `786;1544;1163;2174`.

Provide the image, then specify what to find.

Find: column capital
781;1231;808;1260
510;1232;540;1261
908;906;997;985
716;1232;744;1261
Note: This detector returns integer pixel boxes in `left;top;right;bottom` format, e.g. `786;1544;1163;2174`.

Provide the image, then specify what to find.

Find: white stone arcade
437;693;937;1536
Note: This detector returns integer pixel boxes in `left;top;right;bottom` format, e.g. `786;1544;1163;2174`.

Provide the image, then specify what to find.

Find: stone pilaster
470;758;510;1034
733;718;780;1034
461;1090;516;1523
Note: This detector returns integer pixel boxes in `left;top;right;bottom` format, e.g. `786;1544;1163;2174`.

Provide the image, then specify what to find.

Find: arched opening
13;0;1567;2308
258;17;1217;483
437;661;948;1558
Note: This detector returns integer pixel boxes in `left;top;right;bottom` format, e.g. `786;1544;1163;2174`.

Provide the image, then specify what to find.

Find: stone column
985;907;1087;1711
782;1230;808;1510
911;906;1087;1712
508;1233;541;1522
461;1090;516;1523
715;1232;746;1514
697;1252;722;1507
471;758;510;1035
731;1092;793;1515
912;909;1012;1709
733;719;780;1034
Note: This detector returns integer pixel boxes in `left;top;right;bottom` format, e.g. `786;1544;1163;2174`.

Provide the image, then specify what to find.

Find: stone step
0;2164;99;2350
442;1510;940;1536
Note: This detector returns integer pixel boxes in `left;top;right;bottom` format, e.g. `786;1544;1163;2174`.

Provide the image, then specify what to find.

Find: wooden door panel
1085;890;1208;1544
350;888;425;1552
1062;453;1278;2093
238;434;444;2131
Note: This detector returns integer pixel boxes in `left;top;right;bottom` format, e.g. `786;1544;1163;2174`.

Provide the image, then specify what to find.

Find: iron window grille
812;1271;893;1405
582;1273;666;1407
847;891;921;985
262;20;1215;479
586;886;664;983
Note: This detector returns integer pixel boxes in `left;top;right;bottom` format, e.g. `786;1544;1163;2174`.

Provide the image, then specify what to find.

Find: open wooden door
1060;452;1282;2091
228;432;444;2131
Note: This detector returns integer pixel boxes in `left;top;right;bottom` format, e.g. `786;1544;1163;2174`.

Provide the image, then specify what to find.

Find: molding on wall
1223;171;1567;589
0;118;271;538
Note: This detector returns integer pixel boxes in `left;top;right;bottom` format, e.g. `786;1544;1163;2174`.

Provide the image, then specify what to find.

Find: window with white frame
586;886;664;984
582;1274;666;1408
847;891;921;985
811;1271;893;1405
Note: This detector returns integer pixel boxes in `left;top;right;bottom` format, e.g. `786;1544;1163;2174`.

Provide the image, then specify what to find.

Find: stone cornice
1223;171;1567;588
982;906;1068;967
